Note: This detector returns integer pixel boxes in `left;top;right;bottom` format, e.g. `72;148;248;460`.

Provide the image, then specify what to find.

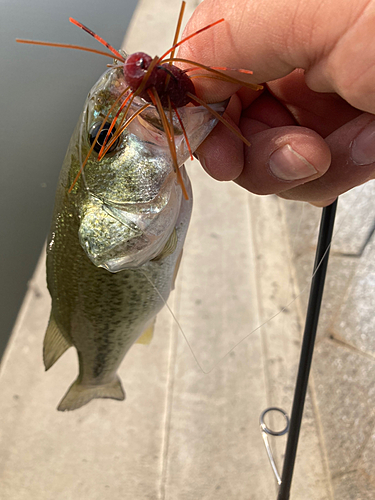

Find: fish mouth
78;176;181;272
126;97;228;166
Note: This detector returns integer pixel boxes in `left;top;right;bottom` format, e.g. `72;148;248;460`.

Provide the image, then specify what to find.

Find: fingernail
351;120;375;165
269;144;318;181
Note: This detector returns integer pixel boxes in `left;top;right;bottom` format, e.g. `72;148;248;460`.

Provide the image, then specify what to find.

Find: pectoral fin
136;318;156;345
172;249;183;290
152;229;178;261
43;313;72;371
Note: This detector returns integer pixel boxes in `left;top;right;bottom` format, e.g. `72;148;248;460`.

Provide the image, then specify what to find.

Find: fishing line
140;269;205;372
141;210;331;375
278;200;306;345
78;101;90;191
139;182;373;376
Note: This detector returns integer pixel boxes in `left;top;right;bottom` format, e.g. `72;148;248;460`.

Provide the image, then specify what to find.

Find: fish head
63;67;225;272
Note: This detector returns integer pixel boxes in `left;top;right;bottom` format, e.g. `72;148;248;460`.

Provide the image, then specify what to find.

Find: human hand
179;0;375;206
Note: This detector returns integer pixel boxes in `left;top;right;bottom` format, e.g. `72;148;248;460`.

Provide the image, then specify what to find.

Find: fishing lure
17;1;262;200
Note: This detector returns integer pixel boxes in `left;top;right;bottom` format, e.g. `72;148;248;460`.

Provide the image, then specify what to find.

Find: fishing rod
260;198;338;499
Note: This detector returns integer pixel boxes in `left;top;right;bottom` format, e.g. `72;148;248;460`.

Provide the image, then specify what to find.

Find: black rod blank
277;199;338;500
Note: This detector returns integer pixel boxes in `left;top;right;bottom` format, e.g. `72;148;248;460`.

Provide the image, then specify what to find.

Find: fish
17;2;261;411
44;60;228;411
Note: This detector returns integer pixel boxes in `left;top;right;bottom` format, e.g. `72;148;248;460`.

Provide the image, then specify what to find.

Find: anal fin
136;318;156;345
43;312;72;371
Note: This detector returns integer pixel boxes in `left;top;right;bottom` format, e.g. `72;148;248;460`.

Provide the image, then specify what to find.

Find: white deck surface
0;168;330;500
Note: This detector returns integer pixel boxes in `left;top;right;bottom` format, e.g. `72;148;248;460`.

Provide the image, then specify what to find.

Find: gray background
0;0;139;359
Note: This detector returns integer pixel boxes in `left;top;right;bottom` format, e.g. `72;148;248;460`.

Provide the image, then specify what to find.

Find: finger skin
266;70;363;138
182;0;375;204
278;114;375;202
195;88;299;181
235;126;331;195
195;94;245;180
180;0;375;114
198;112;375;201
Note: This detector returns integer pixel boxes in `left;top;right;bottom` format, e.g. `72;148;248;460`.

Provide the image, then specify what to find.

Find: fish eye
89;121;120;155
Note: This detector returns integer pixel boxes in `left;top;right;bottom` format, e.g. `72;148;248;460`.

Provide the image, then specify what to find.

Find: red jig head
123;52;195;108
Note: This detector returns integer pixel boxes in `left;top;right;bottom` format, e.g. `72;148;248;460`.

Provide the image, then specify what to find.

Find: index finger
179;0;375;113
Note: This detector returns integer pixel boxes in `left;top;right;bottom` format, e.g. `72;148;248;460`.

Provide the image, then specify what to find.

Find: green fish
44;65;224;411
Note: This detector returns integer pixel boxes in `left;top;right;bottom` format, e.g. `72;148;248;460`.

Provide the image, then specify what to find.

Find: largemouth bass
45;64;224;411
21;3;261;411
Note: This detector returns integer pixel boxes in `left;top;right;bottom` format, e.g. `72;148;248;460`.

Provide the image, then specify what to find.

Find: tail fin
57;376;125;411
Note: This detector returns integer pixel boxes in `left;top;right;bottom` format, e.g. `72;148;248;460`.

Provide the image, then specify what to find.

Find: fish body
45;65;224;411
